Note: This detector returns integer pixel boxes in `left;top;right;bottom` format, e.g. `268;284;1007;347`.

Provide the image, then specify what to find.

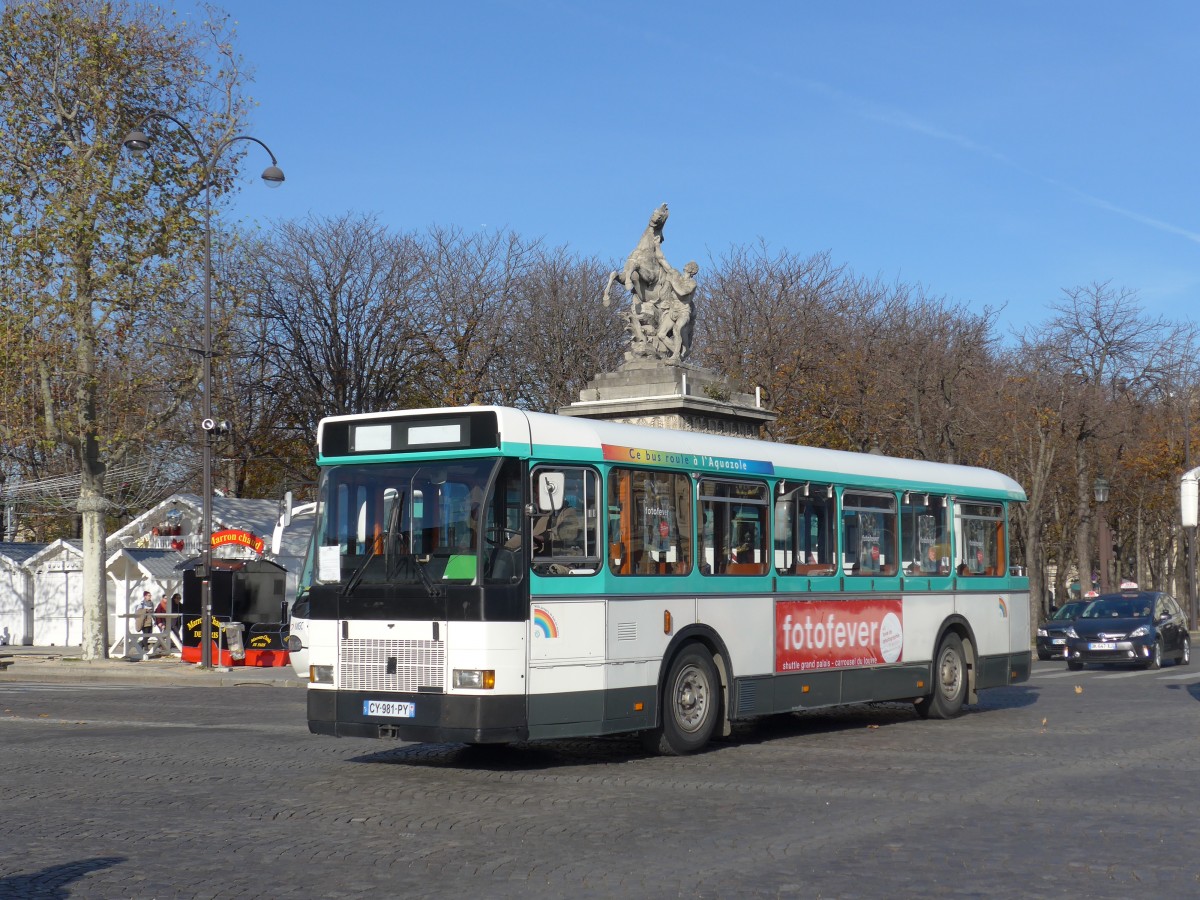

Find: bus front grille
339;638;446;693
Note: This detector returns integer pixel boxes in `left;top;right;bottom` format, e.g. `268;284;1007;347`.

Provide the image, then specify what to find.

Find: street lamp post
1184;469;1199;628
1185;397;1197;628
123;115;283;669
1094;476;1111;595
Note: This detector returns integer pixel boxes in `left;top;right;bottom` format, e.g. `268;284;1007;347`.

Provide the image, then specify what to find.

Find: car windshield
1081;597;1152;619
1050;602;1086;621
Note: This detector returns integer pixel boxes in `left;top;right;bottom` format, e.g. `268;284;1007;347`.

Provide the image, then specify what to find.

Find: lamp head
261;164;285;188
122;128;151;157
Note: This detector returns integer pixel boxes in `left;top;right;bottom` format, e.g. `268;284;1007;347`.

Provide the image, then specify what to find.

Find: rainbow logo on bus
532;607;559;639
997;597;1008;618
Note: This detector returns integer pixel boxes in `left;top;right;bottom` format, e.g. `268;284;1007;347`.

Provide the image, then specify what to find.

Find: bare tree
695;244;848;445
873;289;999;464
1032;283;1186;596
993;336;1080;630
504;246;624;412
411;226;544;407
243;214;434;445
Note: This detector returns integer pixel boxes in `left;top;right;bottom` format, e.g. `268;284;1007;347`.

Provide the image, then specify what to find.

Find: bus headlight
309;665;333;684
453;669;495;689
286;634;304;653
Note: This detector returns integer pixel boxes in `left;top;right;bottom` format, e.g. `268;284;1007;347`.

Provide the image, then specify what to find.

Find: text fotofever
775;600;904;672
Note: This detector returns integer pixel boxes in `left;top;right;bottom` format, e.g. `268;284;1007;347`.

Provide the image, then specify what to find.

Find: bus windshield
308;459;510;590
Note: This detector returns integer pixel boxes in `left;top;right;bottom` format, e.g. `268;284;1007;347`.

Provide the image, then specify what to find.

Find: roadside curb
0;648;304;688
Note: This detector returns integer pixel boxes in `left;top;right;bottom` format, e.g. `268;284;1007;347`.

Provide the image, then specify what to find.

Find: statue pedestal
558;360;776;437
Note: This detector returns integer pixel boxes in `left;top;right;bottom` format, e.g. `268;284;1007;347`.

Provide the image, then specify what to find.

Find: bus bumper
307;689;528;743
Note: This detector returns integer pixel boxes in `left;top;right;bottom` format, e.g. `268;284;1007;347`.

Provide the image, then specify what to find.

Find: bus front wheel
642;644;720;755
916;633;967;720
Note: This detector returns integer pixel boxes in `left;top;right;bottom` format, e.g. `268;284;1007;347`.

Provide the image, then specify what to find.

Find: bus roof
317;406;1026;502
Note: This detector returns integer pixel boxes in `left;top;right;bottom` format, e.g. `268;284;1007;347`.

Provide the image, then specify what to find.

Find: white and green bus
294;406;1030;754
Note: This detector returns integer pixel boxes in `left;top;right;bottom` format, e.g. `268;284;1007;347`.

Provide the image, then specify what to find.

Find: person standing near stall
132;590;155;651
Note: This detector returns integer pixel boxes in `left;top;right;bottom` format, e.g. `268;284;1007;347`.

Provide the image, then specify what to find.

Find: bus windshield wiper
341;541;379;597
342;491;406;598
384;491;406;579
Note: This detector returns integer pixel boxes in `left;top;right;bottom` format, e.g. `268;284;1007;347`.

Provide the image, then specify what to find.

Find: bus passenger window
774;483;837;576
842;491;898;577
607;468;692;576
955;502;1005;576
529;466;602;576
700;479;768;576
901;493;948;576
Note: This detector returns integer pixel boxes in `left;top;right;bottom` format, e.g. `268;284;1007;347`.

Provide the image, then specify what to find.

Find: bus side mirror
537;472;565;513
271;491;294;556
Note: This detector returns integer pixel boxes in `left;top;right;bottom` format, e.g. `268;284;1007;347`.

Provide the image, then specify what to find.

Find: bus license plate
1088;642;1117;651
364;700;415;718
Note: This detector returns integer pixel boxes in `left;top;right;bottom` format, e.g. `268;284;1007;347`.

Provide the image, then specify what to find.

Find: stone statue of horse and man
602;203;698;364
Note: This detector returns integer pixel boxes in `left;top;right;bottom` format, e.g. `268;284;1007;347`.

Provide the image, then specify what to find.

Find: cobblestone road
2;659;1199;898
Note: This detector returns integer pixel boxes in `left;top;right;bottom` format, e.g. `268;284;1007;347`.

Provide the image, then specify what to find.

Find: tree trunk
78;488;108;659
75;306;108;660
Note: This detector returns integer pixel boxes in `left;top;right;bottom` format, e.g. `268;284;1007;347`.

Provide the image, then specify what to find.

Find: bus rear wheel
916;633;967;720
642;645;720;755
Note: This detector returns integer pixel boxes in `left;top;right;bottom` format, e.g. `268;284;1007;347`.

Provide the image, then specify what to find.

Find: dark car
1036;600;1089;660
1065;590;1191;670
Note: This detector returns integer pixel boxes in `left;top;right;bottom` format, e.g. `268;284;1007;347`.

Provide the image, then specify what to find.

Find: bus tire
643;644;720;755
922;633;968;720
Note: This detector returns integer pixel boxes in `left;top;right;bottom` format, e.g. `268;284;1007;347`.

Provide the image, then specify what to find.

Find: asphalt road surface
2;658;1199;898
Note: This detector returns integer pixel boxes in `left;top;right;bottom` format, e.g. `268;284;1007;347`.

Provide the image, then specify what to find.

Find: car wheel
921;633;967;719
1067;660;1083;671
1145;639;1163;670
1178;634;1190;667
642;644;720;755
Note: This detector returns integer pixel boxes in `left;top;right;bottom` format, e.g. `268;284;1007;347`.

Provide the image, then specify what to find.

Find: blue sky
175;1;1200;335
